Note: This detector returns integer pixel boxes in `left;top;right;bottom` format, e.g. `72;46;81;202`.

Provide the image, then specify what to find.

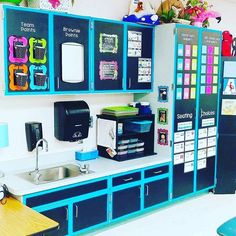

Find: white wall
1;0;236;163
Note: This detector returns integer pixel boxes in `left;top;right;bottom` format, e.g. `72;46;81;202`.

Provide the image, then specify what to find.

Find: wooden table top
0;197;58;236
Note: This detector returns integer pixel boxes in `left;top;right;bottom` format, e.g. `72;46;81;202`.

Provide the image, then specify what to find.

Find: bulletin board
93;20;124;91
126;25;153;90
53;14;90;91
5;7;49;93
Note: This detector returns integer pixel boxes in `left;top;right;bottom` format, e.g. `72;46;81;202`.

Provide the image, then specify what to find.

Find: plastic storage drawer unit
124;120;152;133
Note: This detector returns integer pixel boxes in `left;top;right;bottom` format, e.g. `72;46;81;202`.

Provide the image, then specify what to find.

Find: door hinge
174;27;177;35
171;83;175;90
170;140;173;147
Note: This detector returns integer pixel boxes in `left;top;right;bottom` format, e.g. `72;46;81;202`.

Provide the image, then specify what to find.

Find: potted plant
181;0;221;27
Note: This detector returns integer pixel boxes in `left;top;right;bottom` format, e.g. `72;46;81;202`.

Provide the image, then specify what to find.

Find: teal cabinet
23;178;108;235
144;178;168;208
126;24;153;91
93;19;124;91
4;6;50;95
136;23;221;200
73;194;108;231
111;171;141;219
2;5;154;95
143;165;169;209
112;186;141;219
22;163;170;235
53;14;90;92
40;206;68;236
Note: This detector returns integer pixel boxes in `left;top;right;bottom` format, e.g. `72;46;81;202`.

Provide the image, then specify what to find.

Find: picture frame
158;86;168;102
158;128;168;146
157;108;168;125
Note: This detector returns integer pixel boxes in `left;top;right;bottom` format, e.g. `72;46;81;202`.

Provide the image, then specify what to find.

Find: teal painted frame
124;22;154;93
3;5;52;96
2;5;155;96
22;162;171;235
50;11;92;95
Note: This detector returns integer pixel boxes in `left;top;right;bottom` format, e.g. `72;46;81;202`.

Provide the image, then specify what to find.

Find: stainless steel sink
17;164;93;185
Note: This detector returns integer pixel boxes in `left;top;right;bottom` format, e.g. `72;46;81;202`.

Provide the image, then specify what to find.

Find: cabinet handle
57;77;60;89
139;186;141;198
129;78;131;89
75;204;79;218
65;207;68;221
153;170;162;174
145;185;149;196
123;177;133;182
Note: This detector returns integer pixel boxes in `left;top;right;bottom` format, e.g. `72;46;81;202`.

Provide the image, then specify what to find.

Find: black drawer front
26;179;107;207
112;172;141;186
144;165;169;178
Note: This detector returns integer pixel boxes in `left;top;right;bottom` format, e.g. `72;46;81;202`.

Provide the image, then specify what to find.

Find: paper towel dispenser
54;101;90;142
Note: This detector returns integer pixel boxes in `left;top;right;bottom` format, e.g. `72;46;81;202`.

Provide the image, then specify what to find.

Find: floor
89;193;236;236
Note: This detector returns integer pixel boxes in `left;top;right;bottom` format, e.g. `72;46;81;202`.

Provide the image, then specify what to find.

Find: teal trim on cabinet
2;5;155;95
22;162;170;235
3;7;8;96
193;27;202;193
123;23;128;91
49;12;55;93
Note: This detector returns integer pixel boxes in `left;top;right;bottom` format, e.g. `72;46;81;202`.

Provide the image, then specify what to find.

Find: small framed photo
158;86;168;102
157;108;168;125
158;129;168;146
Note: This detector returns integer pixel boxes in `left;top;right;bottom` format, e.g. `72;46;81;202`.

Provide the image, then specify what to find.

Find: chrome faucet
78;163;90;174
35;138;48;172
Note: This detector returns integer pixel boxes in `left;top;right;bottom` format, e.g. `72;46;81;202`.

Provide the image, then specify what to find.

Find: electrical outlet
89;116;93;128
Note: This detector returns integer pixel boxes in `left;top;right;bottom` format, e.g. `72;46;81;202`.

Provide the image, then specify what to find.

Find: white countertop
0;151;170;196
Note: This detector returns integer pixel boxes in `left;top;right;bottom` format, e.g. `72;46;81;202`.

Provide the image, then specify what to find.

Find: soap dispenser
25;122;43;151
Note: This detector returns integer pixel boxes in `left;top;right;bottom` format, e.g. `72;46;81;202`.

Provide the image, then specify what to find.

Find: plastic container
117;150;128;156
139;102;152;115
118;139;129;145
129;138;139;143
75;149;98;161
125;120;152;133
136;147;144;152
117;145;128;150
128;143;136;149
136;141;144;147
127;148;136;154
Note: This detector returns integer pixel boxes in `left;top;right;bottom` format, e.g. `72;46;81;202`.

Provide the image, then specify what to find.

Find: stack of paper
102;106;139;117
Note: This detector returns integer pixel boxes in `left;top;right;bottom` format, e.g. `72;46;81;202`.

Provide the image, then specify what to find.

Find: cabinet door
93;20;124;91
53;14;90;91
40;206;68;236
112;185;141;219
73;194;108;232
196;29;221;191
5;7;50;94
173;26;199;198
144;178;168;208
126;25;153;91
